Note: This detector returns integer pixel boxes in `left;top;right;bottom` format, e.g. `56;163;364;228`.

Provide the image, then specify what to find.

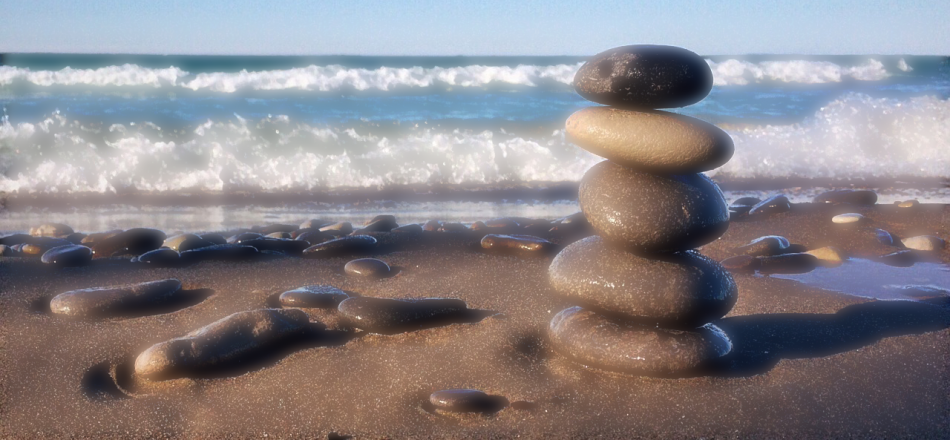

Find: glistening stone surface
50;279;183;318
279;285;349;308
164;234;213;252
573;45;713;109
344;258;392;279
579;161;729;253
41;245;93;267
549;236;737;328
337;297;468;333
548;307;732;376
134;308;310;379
565;107;733;173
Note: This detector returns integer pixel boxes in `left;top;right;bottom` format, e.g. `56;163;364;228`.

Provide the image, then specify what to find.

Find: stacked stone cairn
547;45;739;377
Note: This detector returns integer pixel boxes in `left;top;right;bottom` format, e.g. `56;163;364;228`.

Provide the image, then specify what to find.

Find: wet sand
1;203;948;438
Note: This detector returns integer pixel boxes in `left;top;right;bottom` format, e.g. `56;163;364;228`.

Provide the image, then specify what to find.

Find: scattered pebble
895;199;920;208
50;279;183;318
344;258;392;279
279;285;349;308
734;235;790;257
803;246;846;265
200;233;227;245
92;228;166;258
756;253;819;274
877;250;919;267
295;230;334;245
240;238;310;255
302;236;377;259
875;229;899;247
901;235;945;251
41;245;93;267
422;220;443;232
439;222;468;233
360;215;398;232
179;244;260;262
337;297;468;333
133;248;181;267
319;222;353;234
728;197;762;215
256;224;298;234
832;213;868;224
164;234;214;252
266;232;291;239
227;232;265;244
299;219;331;230
812;189;878;206
391;224;423;234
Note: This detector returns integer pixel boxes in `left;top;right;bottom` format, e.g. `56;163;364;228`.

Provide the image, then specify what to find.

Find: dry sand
1;203;948;438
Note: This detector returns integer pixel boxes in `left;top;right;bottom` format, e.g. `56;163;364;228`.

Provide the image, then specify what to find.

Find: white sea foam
0;59;900;91
897;58;914;72
1;93;946;194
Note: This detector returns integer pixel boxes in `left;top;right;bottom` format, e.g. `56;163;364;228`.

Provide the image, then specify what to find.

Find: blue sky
1;0;947;55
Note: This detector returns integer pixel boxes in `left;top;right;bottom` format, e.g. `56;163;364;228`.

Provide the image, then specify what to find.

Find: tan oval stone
566;107;734;173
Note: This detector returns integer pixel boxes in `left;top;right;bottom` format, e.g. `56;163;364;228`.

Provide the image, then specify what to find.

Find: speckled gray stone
579;161;729;253
566;107;733;173
344;258;392;279
338;297;467;333
548;307;732;376
134;308;310;379
549;236;737;328
279;285;349;308
50;279;183;318
573;45;713;109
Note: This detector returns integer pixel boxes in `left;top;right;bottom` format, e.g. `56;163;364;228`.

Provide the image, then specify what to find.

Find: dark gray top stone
337;297;467;333
41;244;93;267
344;258;392;279
50;279;183;318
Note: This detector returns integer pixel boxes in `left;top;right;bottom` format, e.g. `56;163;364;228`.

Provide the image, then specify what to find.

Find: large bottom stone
548;307;732;377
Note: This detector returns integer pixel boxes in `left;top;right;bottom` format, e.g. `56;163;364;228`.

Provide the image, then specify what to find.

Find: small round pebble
279;285;349;308
832;213;868;224
734;235;791;257
895;199;920;208
901;235;945;251
344;258;392;279
133;248;182;267
41;245;93;267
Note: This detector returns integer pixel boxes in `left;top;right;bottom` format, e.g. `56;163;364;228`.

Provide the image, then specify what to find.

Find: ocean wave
0;58;905;92
1;93;946;194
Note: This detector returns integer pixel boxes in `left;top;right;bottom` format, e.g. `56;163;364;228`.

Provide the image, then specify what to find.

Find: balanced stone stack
547;45;738;377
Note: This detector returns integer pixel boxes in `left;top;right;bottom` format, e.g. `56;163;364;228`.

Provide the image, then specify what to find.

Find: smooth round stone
482;217;520;233
734;235;791;257
748;195;791;216
302;235;377;258
133;248;181;267
549;236;737;328
200;233;228;245
566;107;733;173
813;189;878;205
134;308;309;379
265;231;291;239
18;237;72;256
422;220;443;232
29;223;74;238
481;234;554;256
295;230;334;245
41;245;93;267
362;215;398;232
0;233;31;246
392;223;423;234
579;161;729;253
720;255;758;271
299;219;331;230
902;235;946;251
179;244;260;262
279;285;349;308
573;45;713;109
319;222;353;234
344;258;392;279
65;232;86;244
227;232;265;244
337;297;468;333
50;279;182;318
804;246;846;265
91;228;166;258
832;213;868;224
728;197;762;215
548;307;732;376
895;199;920;208
755;253;819;274
164;234;213;252
429;389;503;413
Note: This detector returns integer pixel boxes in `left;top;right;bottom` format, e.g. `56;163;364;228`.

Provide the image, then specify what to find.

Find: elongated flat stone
50;279;182;318
302;235;377;258
41;244;93;267
134;308;310;379
338;297;468;333
481;234;555;256
813;189;877;206
579;161;729;253
430;389;506;413
832;213;868;224
573;45;713;109
133;248;181;266
549;236;737;328
279;285;349;308
566;107;733;173
548;307;732;376
179;244;260;262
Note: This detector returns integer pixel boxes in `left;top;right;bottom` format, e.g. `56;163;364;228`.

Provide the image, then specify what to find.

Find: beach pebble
895;199;920;208
29;223;74;238
469;221;487;231
482;217;520;233
832;213;868;224
92;228;166;258
133;248;181;266
728;197;762;215
423;220;443;232
180;244;260;262
294;230;334;245
573;45;713;109
0;233;32;246
548;307;732;376
877;250;919;267
18;237;73;256
481;234;555;256
265;231;291;239
337;297;468;333
200;233;228;245
256;224;298;234
319;222;353;234
134;308;310;379
566;107;733;173
279;285;349;308
429;389;504;413
579;161;729;253
804;246;846;265
901;235;945;251
50;279;183;318
549;236;737;328
299;219;331;230
361;215;398;232
392;223;423;234
813;189;878;206
241;238;310;255
734;235;791;257
756;253;819;274
720;255;759;271
747;195;791;216
65;232;87;244
41;245;93;267
164;234;214;252
549;212;592;236
344;258;392;279
227;232;265;244
81;230;122;246
302;235;377;258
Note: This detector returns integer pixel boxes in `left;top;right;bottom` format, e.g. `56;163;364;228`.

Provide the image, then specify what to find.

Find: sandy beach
1;203;948;438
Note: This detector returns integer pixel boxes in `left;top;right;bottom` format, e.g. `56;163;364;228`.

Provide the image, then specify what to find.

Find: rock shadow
708;298;950;377
82;361;129;401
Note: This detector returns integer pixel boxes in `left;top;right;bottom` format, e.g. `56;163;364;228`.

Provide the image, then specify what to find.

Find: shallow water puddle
772;258;950;301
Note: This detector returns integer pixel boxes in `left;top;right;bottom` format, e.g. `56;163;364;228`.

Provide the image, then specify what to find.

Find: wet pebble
360;215;398;232
256;224;298;234
734;235;790;257
50;279;183;318
748;195;791;216
29;223;74;238
227;232;265;244
65;232;87;244
299;219;331;230
81;230;122;246
295;230;334;245
133;248;181;267
392;223;423;234
41;245;93;267
266;231;291;239
480;234;554;256
429;389;506;413
439;222;468;233
0;233;32;246
895;199;920;208
832;213;868;224
579;161;729;253
423;220;443;232
17;237;73;256
877;250;919;267
180;244;260;262
164;234;214;252
813;189;878;206
344;258;392;279
875;229;899;247
901;235;945;251
319;222;353;234
756;253;819;274
134;308;310;379
549;236;737;328
548;307;732;376
279;285;349;308
201;233;227;245
337;297;468;333
241;238;310;255
302;235;377;258
92;228;166;258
